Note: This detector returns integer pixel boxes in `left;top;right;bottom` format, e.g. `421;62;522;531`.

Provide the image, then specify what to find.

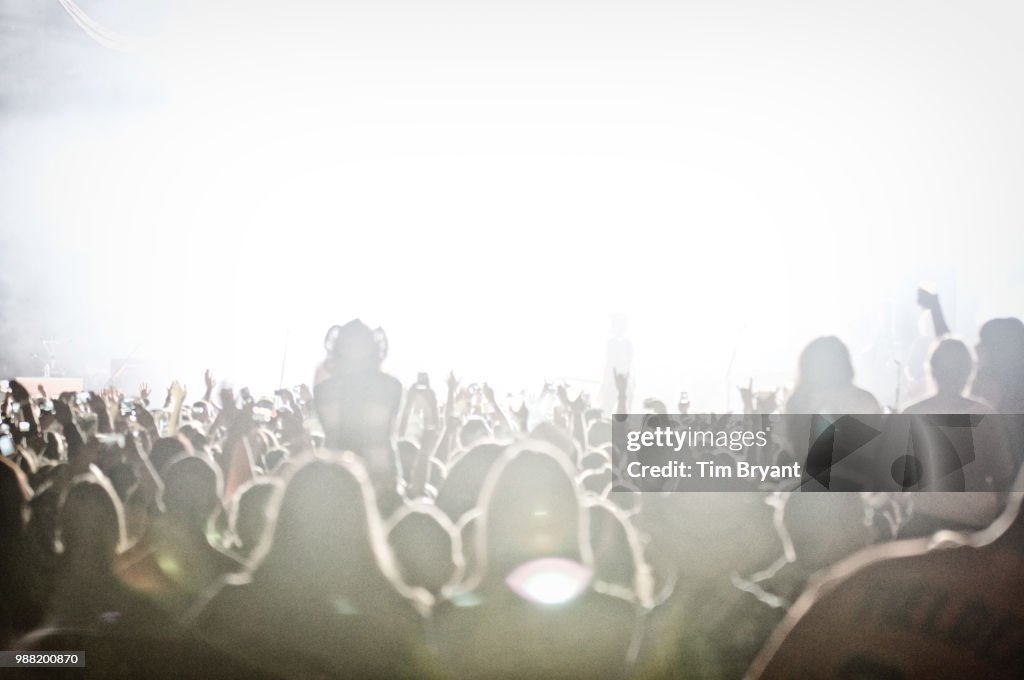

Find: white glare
505;557;593;606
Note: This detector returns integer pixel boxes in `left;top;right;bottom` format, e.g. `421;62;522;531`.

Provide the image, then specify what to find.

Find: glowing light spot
505;557;592;606
156;554;182;579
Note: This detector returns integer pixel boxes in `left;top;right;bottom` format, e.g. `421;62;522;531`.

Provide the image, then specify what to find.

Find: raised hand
509;399;529;431
274;387;297;409
165;381;187;435
87;391;107;415
52;398;74;427
219;387;237;415
132;400;158;433
169;381;186;403
87;391;112;434
916;287;950;336
559;385;587;413
139;382;151;404
203;369;215;401
739;378;755;409
916;287;940;310
102;386;122;405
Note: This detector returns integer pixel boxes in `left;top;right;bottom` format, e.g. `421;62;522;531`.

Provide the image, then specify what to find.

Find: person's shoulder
901;397;933;414
850;385;882;413
965;397;996;414
379;372;403;396
902;395;995;415
750;525;1024;679
186;571;256;629
314;361;331;386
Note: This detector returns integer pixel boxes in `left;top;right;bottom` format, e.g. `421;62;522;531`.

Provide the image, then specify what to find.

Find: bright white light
6;2;1024;405
505;557;593;606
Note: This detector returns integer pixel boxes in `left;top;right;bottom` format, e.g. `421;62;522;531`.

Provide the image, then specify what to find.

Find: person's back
198;571;429;679
903;393;992;415
784;336;882;416
785;384;881;416
433;443;641;679
972;317;1024;469
972;317;1024;414
0;457;43;647
118;456;244;616
314;320;402;503
748;492;1024;680
903;338;993;415
315;369;402;453
192;455;435;679
46;474;174;636
782;337;882;479
434;575;639;680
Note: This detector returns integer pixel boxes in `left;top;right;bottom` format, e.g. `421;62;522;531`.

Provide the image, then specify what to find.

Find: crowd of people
1;292;1023;679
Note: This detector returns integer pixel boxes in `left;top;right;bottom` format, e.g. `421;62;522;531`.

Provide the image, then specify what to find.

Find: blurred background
2;0;1023;407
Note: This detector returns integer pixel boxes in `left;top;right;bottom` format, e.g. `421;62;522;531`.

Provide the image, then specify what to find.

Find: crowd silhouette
1;293;1023;679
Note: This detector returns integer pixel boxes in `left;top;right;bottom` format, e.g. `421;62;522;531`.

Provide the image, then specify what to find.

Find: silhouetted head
796;336;855;390
929;338;973;395
436;443;506;522
974;317;1024;410
230;478;282;558
580;448;611;472
477;443;589;582
254;454;402;597
388;504;460;595
106;463;138;503
458;417;491;449
0;456;32;542
324;319;387;373
149;436;190;478
586;419;612;448
177;424;208;452
57;474;126;570
162;455;222;531
263;447;289;474
528;422;578;459
978;317;1024;363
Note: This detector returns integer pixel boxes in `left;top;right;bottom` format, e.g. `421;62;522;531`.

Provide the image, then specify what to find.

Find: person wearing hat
314;320;403;512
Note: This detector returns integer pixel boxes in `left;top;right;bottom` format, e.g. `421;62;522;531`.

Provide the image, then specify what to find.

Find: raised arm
917;288;950;337
482;383;513;434
166;380;186;435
